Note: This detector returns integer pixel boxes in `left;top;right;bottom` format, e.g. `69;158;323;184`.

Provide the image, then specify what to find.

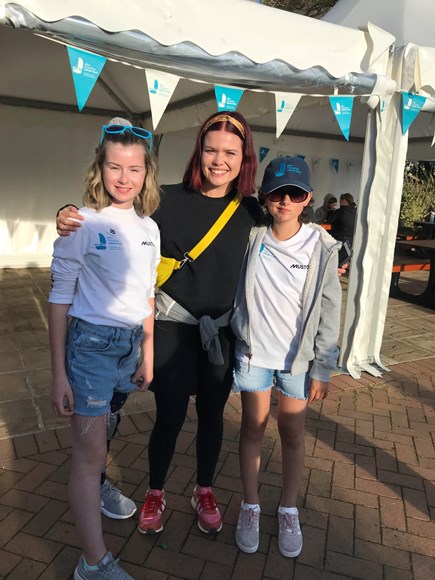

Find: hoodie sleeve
310;250;342;382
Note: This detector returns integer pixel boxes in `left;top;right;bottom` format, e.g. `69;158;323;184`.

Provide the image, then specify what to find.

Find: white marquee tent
324;0;435;376
3;0;431;377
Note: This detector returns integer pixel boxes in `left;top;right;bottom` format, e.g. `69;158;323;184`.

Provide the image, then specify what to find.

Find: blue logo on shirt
95;233;107;250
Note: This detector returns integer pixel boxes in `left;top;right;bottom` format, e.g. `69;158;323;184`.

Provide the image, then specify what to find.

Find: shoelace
241;508;259;530
102;556;131;580
279;513;299;535
104;484;122;500
142;493;164;515
196;491;217;512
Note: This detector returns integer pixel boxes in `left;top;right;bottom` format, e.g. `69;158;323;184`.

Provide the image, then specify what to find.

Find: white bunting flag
145;70;180;130
275;93;301;138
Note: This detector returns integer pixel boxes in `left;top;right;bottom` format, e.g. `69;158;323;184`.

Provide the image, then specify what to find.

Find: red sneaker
191;486;223;534
138;489;166;534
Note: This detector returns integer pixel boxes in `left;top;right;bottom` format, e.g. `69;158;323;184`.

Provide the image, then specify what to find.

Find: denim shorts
66;318;143;417
233;360;310;400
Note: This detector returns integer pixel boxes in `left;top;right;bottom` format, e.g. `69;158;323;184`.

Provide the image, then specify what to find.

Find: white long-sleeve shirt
49;205;160;327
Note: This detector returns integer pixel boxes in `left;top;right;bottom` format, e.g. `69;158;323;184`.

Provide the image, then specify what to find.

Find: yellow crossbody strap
188;196;241;261
156;196;241;287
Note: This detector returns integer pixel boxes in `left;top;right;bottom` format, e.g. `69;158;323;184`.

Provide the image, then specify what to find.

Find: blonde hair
83;122;160;216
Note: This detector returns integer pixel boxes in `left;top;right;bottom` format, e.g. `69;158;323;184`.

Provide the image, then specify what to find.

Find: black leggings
148;320;235;489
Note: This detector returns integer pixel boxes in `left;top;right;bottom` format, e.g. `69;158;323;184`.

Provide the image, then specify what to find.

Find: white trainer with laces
235;502;260;553
278;507;303;558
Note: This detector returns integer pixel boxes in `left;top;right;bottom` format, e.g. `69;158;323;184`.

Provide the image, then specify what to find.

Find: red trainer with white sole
138;489;166;534
191;486;223;534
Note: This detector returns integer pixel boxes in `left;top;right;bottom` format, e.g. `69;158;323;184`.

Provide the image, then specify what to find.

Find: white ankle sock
278;506;298;515
242;501;260;511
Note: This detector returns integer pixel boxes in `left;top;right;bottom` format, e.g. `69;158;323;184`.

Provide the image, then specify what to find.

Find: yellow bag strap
176;195;241;269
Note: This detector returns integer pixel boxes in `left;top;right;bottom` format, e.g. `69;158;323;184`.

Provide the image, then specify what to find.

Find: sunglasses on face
100;124;153;150
265;188;309;204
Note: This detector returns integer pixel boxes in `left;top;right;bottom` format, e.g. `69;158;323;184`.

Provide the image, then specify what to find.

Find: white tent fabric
1;0;394;77
325;0;435;378
324;0;435;98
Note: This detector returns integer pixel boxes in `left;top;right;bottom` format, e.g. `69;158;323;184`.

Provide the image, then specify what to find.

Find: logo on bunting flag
401;92;426;135
275;93;301;138
145;70;180;130
67;46;106;112
214;86;244;112
329;96;354;141
259;147;270;163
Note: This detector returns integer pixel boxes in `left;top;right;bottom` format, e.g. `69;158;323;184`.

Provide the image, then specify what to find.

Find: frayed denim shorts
233;360;310;400
66;318;143;417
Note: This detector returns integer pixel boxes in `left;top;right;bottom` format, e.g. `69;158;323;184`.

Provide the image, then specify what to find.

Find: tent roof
0;0;395;137
323;0;435;49
324;0;435;98
1;0;394;76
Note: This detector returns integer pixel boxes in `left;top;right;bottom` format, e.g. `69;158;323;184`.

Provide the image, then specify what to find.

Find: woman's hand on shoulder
56;206;84;237
308;379;330;403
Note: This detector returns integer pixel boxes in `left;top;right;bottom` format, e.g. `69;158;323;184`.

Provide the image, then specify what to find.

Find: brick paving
0;268;434;579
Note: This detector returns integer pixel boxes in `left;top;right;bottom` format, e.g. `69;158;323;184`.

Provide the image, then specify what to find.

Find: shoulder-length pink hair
183;111;257;196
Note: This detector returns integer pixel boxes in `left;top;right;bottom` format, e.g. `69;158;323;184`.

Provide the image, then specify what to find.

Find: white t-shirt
49;205;160;327
236;224;319;370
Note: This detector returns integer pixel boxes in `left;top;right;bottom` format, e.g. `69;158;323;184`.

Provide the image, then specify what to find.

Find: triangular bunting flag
145;70;180;130
275;93;301;138
401;92;426;135
331;159;339;173
259;147;270;163
432;130;435;147
67;46;106;112
214;86;244;112
329;96;354;141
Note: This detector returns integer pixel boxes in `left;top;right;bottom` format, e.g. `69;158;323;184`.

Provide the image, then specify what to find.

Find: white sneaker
278;508;303;558
235;502;260;554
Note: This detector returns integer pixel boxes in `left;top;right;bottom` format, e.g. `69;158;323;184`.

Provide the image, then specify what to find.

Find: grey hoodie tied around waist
155;289;231;365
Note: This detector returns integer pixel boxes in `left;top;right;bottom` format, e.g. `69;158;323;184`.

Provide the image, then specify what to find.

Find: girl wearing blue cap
231;156;342;558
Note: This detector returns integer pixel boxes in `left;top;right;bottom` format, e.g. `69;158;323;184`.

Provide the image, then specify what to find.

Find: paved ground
0;268;434;579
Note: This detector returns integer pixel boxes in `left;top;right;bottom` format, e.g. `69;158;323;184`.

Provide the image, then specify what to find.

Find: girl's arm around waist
132;298;155;391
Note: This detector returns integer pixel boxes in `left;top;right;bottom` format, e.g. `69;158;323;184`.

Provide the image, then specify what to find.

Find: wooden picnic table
395;240;435;309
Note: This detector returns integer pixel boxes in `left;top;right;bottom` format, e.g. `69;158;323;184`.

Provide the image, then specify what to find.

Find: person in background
230;156;341;558
325;196;337;222
49;119;160;579
329;193;357;247
305;196;315;222
314;193;334;223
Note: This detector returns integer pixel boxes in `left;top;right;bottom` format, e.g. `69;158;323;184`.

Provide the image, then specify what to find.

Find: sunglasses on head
265;188;309;204
100;124;153;150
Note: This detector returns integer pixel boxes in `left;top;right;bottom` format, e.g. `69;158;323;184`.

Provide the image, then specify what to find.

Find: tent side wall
0;105;101;268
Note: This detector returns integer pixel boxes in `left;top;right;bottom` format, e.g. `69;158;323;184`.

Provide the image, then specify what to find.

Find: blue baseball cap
262;156;312;194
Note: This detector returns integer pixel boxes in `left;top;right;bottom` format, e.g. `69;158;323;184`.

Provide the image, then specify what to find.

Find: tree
262;0;338;19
